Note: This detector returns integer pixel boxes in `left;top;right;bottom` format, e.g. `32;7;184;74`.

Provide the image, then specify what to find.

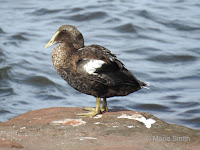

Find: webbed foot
76;98;101;117
76;98;109;117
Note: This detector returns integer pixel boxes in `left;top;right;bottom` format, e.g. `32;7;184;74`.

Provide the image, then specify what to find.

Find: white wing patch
84;59;105;75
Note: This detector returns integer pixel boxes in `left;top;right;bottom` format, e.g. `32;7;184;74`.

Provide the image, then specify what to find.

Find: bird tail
140;81;150;89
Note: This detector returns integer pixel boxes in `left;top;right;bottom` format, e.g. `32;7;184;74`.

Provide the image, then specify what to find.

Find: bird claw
76;107;108;117
76;109;100;117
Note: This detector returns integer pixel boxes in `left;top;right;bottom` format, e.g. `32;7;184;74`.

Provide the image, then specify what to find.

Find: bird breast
52;45;69;70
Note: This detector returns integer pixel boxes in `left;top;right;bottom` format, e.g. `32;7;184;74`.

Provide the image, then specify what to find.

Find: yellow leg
101;98;109;112
76;97;101;117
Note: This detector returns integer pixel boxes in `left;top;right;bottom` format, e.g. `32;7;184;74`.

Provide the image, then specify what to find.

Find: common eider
45;25;147;117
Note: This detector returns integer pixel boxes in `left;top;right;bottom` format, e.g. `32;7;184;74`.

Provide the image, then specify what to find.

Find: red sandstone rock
0;139;23;149
0;107;199;150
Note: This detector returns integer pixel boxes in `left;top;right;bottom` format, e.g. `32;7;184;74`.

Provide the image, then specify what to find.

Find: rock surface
0;107;199;150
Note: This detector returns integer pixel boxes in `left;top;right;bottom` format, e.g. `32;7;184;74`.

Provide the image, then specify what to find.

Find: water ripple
185;108;200;114
68;11;108;21
11;34;28;41
112;23;137;33
28;8;64;16
0;66;12;81
0;87;14;97
23;75;56;87
0;49;5;63
160;20;200;31
0;28;6;34
147;54;197;63
160;95;182;101
180;117;200;129
0;109;11;115
172;101;200;108
134;104;172;112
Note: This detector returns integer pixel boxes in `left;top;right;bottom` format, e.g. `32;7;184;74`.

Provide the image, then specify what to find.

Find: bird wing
76;45;141;87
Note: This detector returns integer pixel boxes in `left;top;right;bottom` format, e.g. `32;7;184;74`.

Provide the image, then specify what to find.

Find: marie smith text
147;135;190;142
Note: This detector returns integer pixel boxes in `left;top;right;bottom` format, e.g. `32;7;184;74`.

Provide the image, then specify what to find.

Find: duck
45;25;147;117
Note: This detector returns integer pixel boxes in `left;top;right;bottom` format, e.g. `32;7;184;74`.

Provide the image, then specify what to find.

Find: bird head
45;25;84;49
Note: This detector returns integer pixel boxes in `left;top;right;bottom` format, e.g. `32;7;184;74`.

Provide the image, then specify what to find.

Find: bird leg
76;97;101;117
83;98;109;112
101;98;109;112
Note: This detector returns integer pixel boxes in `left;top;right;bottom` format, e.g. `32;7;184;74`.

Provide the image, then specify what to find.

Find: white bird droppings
79;137;97;140
93;114;102;118
127;125;135;128
117;113;156;129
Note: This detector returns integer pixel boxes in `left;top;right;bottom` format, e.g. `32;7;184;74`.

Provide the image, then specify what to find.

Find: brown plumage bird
45;25;147;117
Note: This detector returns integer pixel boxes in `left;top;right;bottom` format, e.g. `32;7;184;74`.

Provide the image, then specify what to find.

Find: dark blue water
0;0;200;129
